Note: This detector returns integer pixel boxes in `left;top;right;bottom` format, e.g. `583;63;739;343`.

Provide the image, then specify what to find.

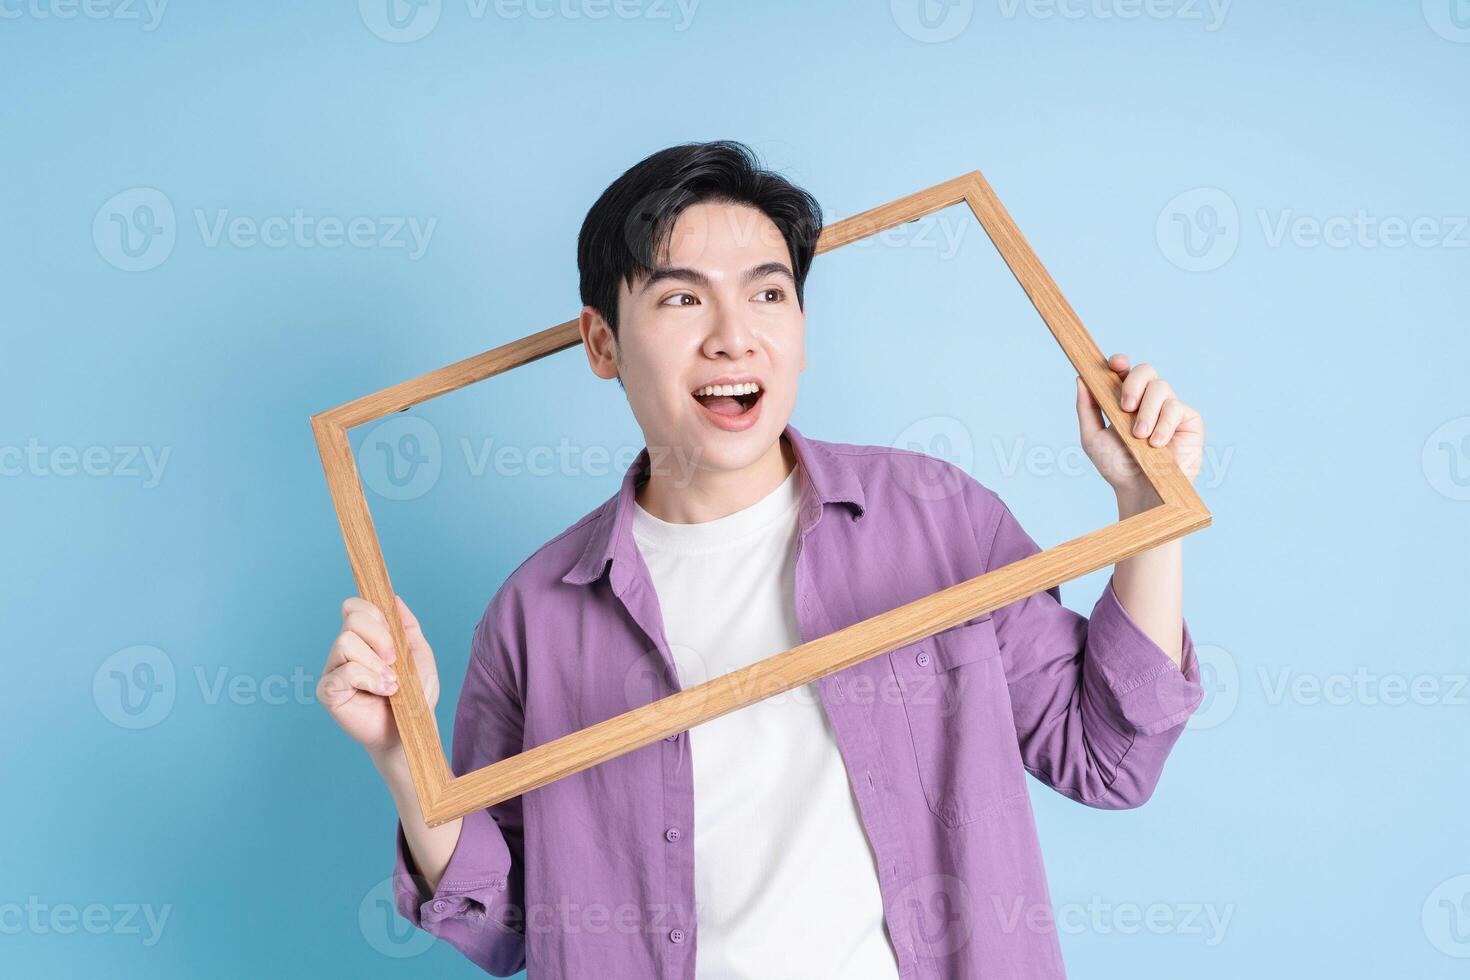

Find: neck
636;433;797;524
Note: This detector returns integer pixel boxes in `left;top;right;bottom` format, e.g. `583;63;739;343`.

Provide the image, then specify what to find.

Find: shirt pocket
889;617;1027;828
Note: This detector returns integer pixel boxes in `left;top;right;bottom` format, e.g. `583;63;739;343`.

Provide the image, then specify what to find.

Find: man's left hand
1076;352;1204;500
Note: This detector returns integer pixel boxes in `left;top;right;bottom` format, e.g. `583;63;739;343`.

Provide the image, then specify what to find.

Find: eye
753;287;785;303
661;292;699;307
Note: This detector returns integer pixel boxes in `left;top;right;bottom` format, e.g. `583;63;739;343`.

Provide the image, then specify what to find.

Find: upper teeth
695;382;760;397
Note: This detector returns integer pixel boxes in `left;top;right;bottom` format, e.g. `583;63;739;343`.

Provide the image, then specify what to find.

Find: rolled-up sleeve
980;493;1203;810
389;609;528;976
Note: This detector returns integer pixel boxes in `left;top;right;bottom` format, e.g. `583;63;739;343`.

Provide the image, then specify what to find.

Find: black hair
576;140;824;340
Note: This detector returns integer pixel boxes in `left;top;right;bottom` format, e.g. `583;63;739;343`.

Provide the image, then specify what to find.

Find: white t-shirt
631;463;900;979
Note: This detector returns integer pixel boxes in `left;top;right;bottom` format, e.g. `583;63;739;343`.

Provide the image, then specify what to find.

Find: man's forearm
372;746;463;895
1110;488;1185;668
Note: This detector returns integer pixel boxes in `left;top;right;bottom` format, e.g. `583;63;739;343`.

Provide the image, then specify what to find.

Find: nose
700;305;756;360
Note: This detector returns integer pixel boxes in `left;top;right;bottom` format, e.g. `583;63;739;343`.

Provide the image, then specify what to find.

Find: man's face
582;201;806;478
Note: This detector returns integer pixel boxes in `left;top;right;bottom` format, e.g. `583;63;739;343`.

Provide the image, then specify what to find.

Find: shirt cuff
1084;576;1204;737
392;807;512;928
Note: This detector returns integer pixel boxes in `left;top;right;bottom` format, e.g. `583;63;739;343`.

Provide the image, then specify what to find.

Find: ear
580;307;620;381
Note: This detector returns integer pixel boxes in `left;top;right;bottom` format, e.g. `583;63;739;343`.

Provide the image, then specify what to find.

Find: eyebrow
637;260;795;295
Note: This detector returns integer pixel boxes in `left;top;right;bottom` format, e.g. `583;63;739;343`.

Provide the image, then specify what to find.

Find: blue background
4;1;1467;976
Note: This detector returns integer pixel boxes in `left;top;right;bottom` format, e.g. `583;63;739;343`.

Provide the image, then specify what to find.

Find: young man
318;141;1206;978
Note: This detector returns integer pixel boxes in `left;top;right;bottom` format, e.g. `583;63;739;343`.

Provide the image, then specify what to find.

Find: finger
1075;376;1106;439
394;595;421;632
342;596;389;631
1148;398;1187;447
1174;401;1204;437
1132;379;1175;438
334;661;397;698
394;596;431;656
391;597;436;668
1119;362;1158;412
318;661;398;707
326;629;396;682
1106;352;1130;378
343;609;398;665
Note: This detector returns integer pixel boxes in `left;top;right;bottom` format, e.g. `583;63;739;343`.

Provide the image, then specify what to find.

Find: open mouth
691;381;763;421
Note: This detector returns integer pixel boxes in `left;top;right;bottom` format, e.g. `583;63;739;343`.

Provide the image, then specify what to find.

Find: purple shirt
392;423;1203;978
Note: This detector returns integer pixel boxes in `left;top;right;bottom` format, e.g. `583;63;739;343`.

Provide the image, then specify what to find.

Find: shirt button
432;899;448;913
669;928;685;944
916;651;931;668
664;827;681;843
665;733;679;741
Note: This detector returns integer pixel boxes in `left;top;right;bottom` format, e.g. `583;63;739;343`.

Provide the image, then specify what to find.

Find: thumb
1075;376;1106;439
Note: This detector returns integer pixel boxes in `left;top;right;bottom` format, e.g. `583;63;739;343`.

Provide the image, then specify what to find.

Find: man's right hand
317;595;441;761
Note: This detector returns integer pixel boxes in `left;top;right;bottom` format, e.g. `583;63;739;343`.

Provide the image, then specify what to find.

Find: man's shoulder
505;497;610;593
458;493;620;695
806;433;1005;514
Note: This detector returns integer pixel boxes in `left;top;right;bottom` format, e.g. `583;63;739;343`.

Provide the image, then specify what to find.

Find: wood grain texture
427;504;1206;822
310;416;451;808
320;319;582;430
309;167;1212;827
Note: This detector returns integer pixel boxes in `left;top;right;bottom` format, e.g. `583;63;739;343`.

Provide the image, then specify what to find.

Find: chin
694;419;787;470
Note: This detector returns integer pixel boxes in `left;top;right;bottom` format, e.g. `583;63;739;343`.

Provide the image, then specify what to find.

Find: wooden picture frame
310;169;1212;827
